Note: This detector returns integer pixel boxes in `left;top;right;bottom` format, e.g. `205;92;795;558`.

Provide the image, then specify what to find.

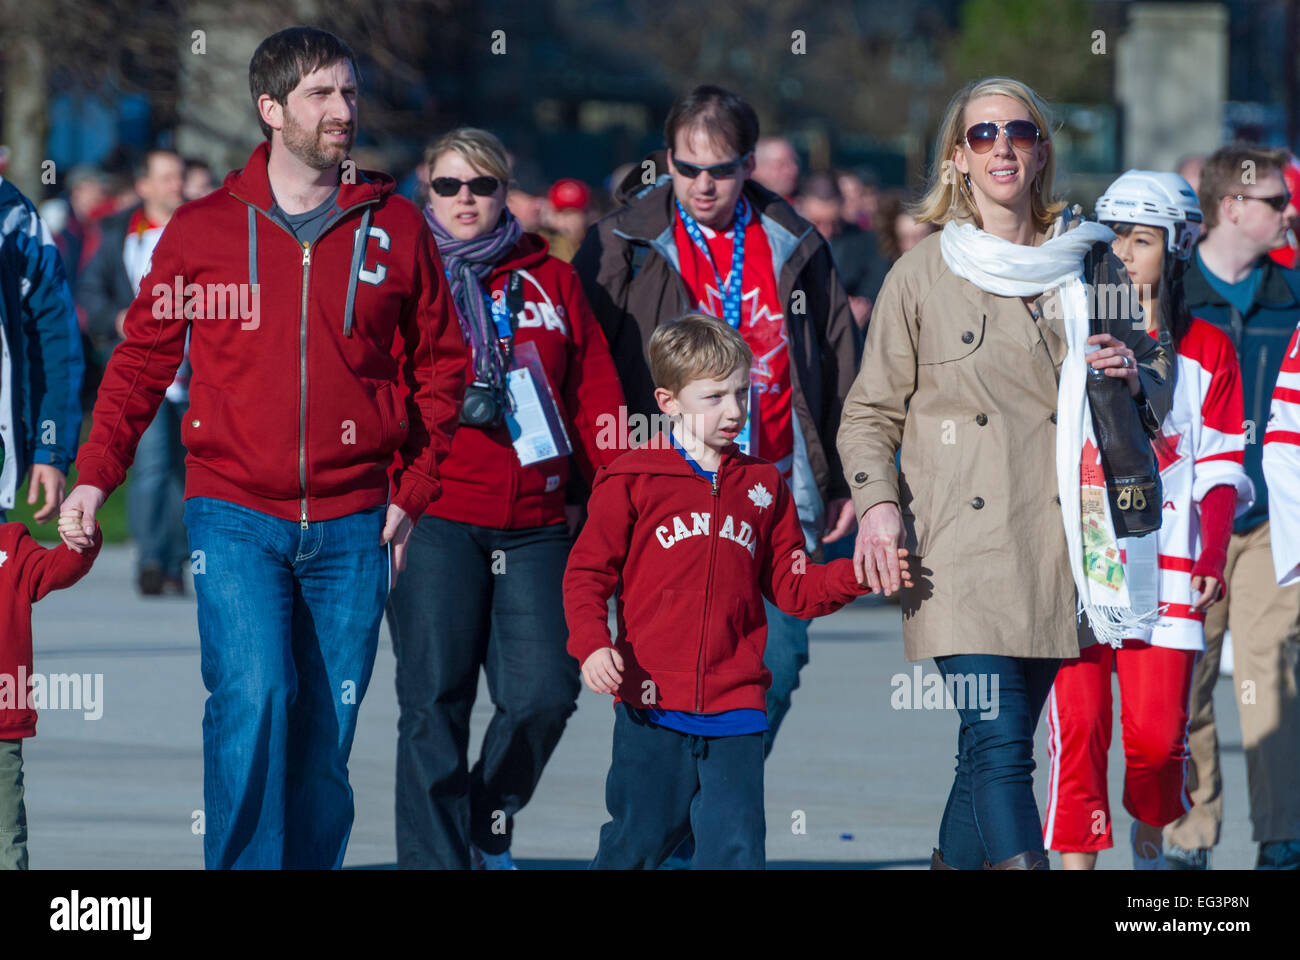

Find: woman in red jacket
387;127;627;870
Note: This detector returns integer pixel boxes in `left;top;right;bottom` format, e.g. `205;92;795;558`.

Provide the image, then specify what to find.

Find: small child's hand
896;548;914;590
861;547;913;594
582;647;624;695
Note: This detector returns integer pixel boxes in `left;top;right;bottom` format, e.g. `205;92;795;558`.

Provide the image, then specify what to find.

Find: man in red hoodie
58;27;467;869
564;314;909;868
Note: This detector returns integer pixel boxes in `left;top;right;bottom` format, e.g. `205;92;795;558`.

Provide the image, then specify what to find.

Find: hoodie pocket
375;380;408;456
181;383;222;462
628;586;700;674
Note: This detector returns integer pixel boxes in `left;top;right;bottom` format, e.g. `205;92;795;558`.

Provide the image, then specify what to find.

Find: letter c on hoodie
655;525;675;549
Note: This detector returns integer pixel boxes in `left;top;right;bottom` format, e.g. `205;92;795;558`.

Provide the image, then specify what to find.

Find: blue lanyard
676;198;750;329
482;288;513;339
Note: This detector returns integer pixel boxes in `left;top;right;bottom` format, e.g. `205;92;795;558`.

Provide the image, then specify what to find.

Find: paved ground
25;544;1257;869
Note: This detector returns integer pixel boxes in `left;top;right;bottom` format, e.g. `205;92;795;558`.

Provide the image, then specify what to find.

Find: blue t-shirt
638;432;769;737
1197;249;1263;317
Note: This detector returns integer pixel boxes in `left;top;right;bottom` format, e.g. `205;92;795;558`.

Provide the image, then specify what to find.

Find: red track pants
1043;640;1198;852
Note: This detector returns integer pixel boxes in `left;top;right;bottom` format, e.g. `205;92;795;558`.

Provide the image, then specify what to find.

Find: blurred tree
0;0;467;194
948;0;1112;104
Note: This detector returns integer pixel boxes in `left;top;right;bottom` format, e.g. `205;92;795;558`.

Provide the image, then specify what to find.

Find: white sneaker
470;845;519;870
1131;821;1169;870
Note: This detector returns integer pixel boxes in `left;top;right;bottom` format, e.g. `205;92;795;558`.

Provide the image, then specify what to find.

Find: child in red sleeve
564;313;909;869
0;516;102;869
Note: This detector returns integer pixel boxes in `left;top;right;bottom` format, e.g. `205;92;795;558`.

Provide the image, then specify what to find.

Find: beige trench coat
837;221;1173;662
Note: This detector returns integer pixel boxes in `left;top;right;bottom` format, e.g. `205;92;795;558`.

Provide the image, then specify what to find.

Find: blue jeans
184;496;388;869
385;516;579;869
129;398;188;574
934;654;1060;868
762;599;810;757
593;703;765;869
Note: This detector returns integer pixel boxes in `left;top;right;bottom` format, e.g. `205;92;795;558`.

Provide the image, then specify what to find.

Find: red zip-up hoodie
422;233;627;528
0;523;102;738
564;433;868;713
75;142;467;524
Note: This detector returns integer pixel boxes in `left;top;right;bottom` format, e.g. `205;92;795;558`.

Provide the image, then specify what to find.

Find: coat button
399;420;406;428
854;471;868;483
971;496;984;510
975;413;988;426
961;331;975;344
191;419;201;428
1050;412;1057;424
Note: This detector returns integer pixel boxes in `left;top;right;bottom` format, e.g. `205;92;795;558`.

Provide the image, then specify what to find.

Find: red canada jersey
673;204;793;472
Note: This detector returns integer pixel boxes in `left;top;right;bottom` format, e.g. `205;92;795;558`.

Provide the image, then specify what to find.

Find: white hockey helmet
1095;169;1203;260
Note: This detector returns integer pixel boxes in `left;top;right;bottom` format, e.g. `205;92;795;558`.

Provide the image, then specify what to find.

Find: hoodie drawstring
343;205;373;337
247;206;259;287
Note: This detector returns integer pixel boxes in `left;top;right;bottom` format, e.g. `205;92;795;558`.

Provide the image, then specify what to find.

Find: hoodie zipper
694;462;723;712
299;241;311;527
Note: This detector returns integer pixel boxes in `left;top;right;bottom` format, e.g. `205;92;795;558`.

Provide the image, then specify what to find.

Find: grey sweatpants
0;739;28;870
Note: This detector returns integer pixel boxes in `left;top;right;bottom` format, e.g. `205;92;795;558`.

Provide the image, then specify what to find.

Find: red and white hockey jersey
1264;321;1300;585
1130;319;1254;650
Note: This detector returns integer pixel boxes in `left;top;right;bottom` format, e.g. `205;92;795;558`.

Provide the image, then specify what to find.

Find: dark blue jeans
184;497;388;869
934;653;1061;868
128;398;188;574
593;703;766;869
385;515;579;869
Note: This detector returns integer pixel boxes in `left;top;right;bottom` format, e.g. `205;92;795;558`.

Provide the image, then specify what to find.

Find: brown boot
930;848;957;870
984;850;1050;870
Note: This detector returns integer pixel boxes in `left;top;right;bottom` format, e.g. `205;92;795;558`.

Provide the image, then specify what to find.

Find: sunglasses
430;176;501;197
1226;192;1291;212
671;153;751;180
964;119;1040;154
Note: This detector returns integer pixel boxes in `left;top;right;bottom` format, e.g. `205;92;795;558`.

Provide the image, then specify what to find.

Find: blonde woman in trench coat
838;77;1173;870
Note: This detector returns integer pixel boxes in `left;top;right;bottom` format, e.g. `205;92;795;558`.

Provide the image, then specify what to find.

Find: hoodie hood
223;141;395;212
596;430;745;480
485;230;551;280
223;141;397;337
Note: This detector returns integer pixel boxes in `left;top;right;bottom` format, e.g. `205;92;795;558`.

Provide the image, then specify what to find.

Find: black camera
460;379;507;428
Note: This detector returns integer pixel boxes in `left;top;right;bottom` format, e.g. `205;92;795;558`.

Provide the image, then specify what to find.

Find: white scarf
940;219;1160;647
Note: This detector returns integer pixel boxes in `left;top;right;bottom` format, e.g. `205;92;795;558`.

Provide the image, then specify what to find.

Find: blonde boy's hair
648;313;753;394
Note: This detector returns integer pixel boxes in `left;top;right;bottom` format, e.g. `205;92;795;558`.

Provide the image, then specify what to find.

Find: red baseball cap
548;178;590;211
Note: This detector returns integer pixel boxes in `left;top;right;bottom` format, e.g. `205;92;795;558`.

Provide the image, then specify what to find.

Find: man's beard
282;109;353;171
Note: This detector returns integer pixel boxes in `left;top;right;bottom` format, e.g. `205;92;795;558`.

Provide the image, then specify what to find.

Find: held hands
1087;333;1141;397
58;484;107;554
853;501;914;596
581;647;624;695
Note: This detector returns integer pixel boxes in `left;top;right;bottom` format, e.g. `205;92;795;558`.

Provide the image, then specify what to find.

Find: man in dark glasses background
1164;142;1300;871
572;83;860;774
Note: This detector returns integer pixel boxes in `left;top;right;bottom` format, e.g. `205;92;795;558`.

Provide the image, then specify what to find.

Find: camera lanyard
481;270;525;372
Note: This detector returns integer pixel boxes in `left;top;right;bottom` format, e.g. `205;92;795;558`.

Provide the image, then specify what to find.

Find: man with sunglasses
574;84;859;766
1162;144;1300;870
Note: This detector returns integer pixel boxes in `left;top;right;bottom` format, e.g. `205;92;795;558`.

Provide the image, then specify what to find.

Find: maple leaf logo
748;482;774;511
1080;436;1107;488
1153;430;1184;475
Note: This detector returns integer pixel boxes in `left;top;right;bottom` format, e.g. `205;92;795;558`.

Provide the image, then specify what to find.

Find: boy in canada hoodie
564;314;910;869
0;516;102;869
